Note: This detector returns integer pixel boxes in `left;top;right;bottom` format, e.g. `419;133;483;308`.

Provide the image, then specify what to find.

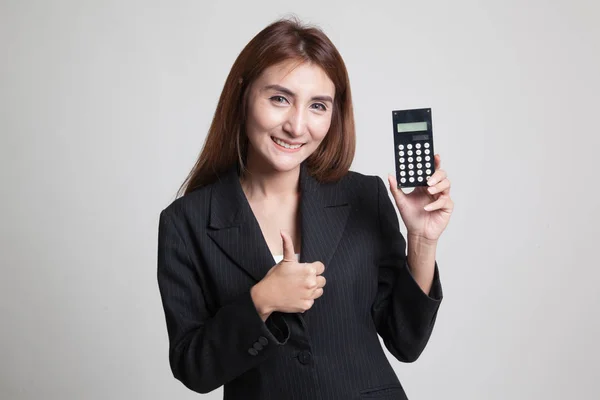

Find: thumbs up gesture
251;230;326;320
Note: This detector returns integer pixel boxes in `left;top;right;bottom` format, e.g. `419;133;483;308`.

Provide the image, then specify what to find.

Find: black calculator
392;108;435;188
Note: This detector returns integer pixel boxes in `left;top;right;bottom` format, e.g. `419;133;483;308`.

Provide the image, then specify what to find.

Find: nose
282;107;307;138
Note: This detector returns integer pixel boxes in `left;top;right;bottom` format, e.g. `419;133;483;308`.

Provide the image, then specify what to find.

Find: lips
271;136;304;149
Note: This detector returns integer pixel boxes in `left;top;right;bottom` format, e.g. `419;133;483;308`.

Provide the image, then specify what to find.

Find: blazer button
258;336;268;346
298;350;312;365
253;342;263;351
248;348;259;356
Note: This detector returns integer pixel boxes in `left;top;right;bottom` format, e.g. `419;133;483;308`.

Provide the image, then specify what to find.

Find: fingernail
428;179;437;186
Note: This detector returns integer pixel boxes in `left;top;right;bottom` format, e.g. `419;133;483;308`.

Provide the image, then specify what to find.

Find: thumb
280;230;296;262
387;174;408;211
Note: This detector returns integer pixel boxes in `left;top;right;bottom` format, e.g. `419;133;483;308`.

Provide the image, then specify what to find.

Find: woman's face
244;60;335;174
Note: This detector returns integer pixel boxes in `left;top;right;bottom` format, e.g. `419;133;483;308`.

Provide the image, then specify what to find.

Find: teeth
272;137;302;149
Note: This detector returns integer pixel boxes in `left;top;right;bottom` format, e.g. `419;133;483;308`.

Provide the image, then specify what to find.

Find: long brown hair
178;17;356;197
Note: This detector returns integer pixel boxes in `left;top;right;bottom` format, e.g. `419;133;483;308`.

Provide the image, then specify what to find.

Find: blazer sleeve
157;209;290;394
370;176;443;363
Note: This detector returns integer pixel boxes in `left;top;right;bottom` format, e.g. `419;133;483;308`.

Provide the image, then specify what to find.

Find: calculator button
398;144;404;150
408;157;413;162
415;143;421;149
399;151;405;156
399;158;405;163
424;143;430;148
417;163;422;168
407;150;413;156
416;156;422;162
400;164;405;170
424;149;430;155
425;162;431;168
417;170;423;175
409;170;414;176
400;171;406;176
409;177;415;182
400;178;406;184
425;156;431;161
408;164;414;169
416;150;422;155
407;144;413;149
418;176;424;182
426;169;431;175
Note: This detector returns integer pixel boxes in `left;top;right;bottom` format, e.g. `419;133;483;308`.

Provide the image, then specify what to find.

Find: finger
388;174;407;210
427;178;451;195
424;194;453;212
280;230;296;262
301;299;314;312
313;261;325;275
316;275;326;288
306;275;318;289
312;287;324;299
427;168;447;187
434;154;442;169
304;263;317;276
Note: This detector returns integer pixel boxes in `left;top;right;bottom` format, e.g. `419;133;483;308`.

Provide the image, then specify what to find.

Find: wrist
407;233;438;269
250;282;273;319
407;232;438;248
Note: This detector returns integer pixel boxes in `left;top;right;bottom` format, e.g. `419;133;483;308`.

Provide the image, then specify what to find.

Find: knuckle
303;276;312;287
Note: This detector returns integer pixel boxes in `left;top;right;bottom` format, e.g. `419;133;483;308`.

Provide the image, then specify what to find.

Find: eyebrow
263;84;334;103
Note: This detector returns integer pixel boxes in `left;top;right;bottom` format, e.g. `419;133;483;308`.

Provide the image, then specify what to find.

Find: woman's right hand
251;230;326;320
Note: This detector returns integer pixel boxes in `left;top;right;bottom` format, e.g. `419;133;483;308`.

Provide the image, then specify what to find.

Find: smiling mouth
271;136;304;149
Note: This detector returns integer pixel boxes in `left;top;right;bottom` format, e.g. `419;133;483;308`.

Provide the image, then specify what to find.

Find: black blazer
157;163;443;400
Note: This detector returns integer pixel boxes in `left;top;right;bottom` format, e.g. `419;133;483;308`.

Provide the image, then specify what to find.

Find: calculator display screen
397;122;427;133
412;134;430;141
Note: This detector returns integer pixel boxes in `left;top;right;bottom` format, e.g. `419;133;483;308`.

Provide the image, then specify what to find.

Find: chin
265;154;305;173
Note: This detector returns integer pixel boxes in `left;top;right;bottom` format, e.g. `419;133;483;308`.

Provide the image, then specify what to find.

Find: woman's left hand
388;154;454;242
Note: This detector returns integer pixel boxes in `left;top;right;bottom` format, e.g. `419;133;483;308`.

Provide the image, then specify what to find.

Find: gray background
1;0;599;399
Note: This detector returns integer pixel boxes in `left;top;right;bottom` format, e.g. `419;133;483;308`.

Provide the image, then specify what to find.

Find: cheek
310;116;333;141
248;102;284;135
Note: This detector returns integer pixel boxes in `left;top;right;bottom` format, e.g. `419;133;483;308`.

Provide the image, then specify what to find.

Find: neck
240;157;301;200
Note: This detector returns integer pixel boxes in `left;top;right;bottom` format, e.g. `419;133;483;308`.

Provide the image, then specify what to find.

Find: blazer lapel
298;163;350;270
206;166;276;283
206;163;351;283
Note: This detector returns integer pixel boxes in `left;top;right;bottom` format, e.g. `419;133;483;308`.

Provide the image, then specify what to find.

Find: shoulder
159;183;214;224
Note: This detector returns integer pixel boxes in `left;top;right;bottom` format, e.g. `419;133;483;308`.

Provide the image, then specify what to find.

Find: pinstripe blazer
157;162;443;400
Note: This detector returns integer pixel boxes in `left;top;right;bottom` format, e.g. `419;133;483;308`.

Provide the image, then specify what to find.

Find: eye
270;95;289;105
311;103;327;111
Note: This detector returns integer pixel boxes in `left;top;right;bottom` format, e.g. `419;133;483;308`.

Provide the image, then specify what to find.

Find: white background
1;0;599;399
